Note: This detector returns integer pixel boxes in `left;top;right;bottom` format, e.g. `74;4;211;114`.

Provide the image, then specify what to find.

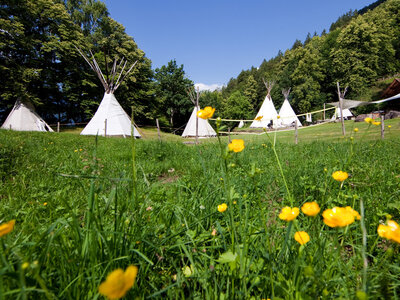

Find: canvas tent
76;47;141;138
331;108;353;120
182;87;216;138
250;80;282;128
1;99;54;132
181;106;217;138
278;89;302;127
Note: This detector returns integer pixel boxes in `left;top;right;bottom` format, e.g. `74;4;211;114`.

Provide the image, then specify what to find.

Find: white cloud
195;83;224;92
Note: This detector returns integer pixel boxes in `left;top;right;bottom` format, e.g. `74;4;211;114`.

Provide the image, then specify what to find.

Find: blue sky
103;0;375;90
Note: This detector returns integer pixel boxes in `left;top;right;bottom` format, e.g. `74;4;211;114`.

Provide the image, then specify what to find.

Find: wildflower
199;205;205;210
372;121;381;126
346;206;361;220
233;201;237;205
277;115;281;119
378;220;400;244
74;149;78;152
324;168;327;172
388;125;392;128
301;202;320;217
211;228;217;236
322;207;360;227
79;148;83;151
254;116;263;121
218;203;228;213
354;128;359;132
146;206;153;211
228;139;245;153
294;231;310;245
364;117;373;124
197;106;215;119
99;265;138;300
332;171;348;182
43;202;48;206
279;207;299;221
22;262;30;270
0;220;15;237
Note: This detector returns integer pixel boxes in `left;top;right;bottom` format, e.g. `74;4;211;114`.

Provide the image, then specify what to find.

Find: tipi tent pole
295;121;298;145
195;95;199;145
381;113;385;140
104;119;107;137
57;122;60;132
337;82;346;136
156;119;162;142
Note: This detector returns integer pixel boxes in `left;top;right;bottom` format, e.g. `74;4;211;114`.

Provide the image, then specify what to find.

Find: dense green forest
1;0;399;129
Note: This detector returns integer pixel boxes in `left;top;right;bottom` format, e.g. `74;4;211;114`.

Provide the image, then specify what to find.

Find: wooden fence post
156;118;162;142
381;113;385;140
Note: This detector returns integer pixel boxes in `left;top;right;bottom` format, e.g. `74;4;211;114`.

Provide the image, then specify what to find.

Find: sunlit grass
0;119;400;299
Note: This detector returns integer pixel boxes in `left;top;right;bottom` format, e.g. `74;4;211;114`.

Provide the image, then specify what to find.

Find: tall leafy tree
243;75;258;109
154;60;193;128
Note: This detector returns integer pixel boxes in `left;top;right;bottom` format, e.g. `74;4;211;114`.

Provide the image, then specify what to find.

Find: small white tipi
182;87;216;138
331;108;353;120
250;80;282;128
1;99;54;132
278;89;302;127
76;47;141;138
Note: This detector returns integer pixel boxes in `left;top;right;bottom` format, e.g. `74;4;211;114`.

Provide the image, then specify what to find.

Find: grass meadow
1;119;400;299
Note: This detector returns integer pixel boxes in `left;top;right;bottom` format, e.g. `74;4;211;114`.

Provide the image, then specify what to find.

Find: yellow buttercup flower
388;125;392;128
0;220;15;237
332;171;348;182
277;115;281;119
99;265;138;299
228;139;245;153
364;117;373;124
197;106;215;119
345;206;361;220
301;202;320;217
354;128;359;132
218;203;227;213
294;231;310;245
372;121;381;126
322;207;359;228
378;220;400;244
254;116;263;121
279;207;299;221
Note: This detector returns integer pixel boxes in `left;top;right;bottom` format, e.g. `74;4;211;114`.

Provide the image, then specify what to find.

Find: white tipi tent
76;47;141;138
181;106;216;138
1;99;54;132
278;89;302;127
250;80;282;128
182;87;216;138
331;108;353;120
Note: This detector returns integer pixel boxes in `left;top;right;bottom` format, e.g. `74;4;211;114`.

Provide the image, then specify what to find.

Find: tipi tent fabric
238;120;245;128
250;95;282;128
278;99;302;127
331;108;353;120
1;100;54;132
76;47;141;138
80;93;140;137
181;106;216;137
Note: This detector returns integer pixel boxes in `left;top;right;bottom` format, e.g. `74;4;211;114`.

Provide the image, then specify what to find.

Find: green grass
1;119;400;299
